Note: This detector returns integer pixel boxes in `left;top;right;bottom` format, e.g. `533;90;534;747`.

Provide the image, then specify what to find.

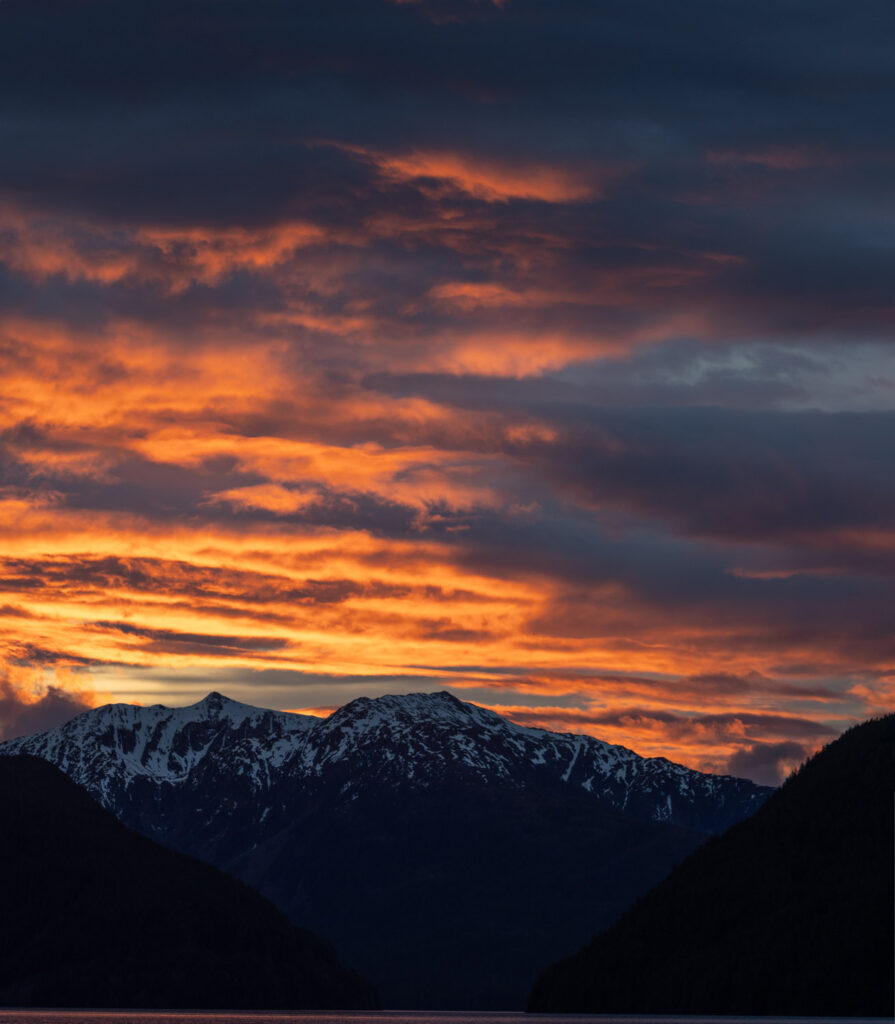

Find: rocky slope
528;713;895;1017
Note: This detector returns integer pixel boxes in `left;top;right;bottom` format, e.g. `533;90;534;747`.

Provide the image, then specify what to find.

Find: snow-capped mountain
4;691;314;800
1;690;772;1010
1;689;767;834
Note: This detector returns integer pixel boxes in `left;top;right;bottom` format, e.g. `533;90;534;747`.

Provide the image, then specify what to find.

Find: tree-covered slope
528;714;895;1017
1;690;770;1008
232;774;705;1008
0;755;377;1009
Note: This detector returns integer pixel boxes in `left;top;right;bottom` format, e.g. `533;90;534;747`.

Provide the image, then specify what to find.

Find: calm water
0;1013;884;1024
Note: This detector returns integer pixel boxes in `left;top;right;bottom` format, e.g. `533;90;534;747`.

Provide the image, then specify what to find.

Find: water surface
0;1011;884;1024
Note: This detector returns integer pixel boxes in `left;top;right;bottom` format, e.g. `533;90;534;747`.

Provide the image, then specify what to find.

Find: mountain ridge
1;689;772;1009
1;689;770;832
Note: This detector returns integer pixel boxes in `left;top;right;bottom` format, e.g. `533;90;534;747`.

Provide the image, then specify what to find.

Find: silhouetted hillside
0;755;377;1009
529;714;895;1017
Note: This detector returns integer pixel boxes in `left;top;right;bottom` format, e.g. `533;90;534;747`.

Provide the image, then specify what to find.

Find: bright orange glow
286;705;339;718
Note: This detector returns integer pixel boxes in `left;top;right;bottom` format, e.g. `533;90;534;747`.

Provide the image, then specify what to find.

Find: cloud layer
1;0;894;780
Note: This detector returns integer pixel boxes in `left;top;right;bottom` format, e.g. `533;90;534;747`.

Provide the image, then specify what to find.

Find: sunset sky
2;0;895;784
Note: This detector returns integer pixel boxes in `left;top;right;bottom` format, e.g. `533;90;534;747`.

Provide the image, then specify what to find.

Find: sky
2;0;895;785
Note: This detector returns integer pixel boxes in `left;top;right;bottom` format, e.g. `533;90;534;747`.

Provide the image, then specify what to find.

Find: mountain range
529;712;895;1017
0;754;376;1009
1;690;771;1008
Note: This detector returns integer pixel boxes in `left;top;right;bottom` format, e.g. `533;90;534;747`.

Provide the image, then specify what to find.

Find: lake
0;1012;885;1024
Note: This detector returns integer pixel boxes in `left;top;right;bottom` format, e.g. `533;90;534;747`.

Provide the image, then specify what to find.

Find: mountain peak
198;690;233;706
193;691;255;719
343;690;460;707
331;690;489;728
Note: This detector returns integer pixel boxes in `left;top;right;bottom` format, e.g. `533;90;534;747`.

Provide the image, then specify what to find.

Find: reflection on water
0;1012;884;1024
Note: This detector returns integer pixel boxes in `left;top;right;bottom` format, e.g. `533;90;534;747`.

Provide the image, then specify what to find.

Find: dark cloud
0;556;488;611
726;740;812;786
363;339;884;414
95;621;289;657
526;408;895;540
1;0;894;347
0;675;93;742
506;704;837;742
414;618;497;643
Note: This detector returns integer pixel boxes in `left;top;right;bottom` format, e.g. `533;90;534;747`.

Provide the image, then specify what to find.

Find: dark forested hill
0;755;377;1009
528;713;895;1017
230;772;706;1009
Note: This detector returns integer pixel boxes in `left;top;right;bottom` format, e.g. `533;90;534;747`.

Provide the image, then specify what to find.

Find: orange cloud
0;659;100;742
477;700;837;779
342;144;600;202
0;198;883;778
137;222;331;284
285;705;338;718
209;485;323;515
0;205;339;291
